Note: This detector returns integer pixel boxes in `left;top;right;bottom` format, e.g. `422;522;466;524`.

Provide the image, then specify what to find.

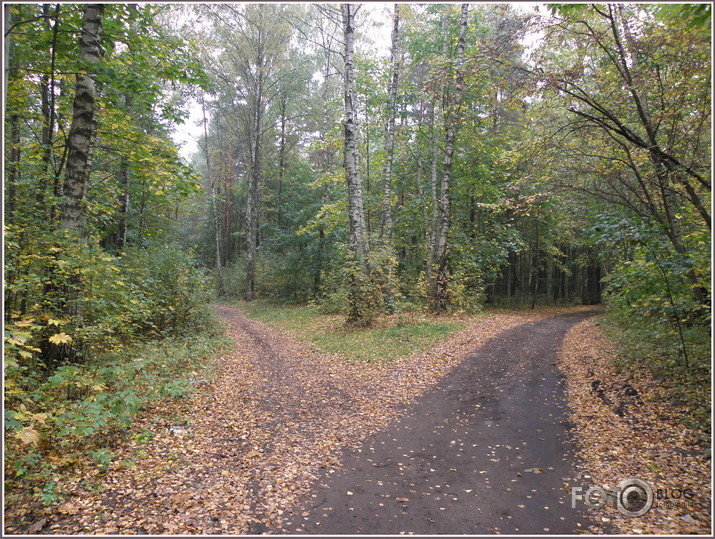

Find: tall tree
380;4;401;241
538;3;711;304
430;4;468;312
342;3;372;323
60;4;105;238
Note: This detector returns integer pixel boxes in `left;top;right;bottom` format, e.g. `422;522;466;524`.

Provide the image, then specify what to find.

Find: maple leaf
48;332;72;345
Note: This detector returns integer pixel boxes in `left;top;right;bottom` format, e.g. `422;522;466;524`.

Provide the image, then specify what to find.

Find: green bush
593;216;711;436
3;328;229;507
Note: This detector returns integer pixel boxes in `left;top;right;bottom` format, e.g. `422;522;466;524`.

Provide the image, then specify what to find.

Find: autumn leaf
57;502;79;515
16;426;40;445
48;332;72;345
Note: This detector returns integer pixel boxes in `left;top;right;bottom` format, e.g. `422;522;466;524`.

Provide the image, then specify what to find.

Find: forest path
274;309;602;535
46;305;600;535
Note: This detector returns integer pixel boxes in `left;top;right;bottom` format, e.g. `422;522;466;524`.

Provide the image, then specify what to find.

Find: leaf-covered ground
9;304;567;534
559;318;712;535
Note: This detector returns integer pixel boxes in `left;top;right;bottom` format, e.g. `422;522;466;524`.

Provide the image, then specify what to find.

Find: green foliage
4;328;229;507
590;216;710;434
314;244;400;325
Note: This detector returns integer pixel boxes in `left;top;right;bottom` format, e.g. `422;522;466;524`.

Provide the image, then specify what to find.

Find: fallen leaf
25;518;47;534
16;426;39;445
245;450;262;458
396;497;409;503
524;467;544;474
57;502;79;514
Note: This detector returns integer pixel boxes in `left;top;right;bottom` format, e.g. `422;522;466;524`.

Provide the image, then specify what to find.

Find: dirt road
35;306;600;534
276;310;601;534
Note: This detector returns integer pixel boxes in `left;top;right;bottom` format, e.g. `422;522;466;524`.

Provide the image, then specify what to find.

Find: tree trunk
60;4;104;238
380;4;400;241
343;3;369;268
225;140;233;264
343;3;371;324
277;94;287;231
116;94;131;250
427;15;448;278
57;3;104;360
6;114;20;221
3;4;10;112
245;17;266;303
431;4;468;312
201;96;223;294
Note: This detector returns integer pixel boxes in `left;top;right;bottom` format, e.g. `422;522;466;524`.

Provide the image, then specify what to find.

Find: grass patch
238;300;465;362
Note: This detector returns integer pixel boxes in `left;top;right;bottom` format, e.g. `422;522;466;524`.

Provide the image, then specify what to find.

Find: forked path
277;309;601;535
38;306;600;535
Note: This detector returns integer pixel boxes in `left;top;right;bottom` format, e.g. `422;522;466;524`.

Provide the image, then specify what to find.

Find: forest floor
12;304;711;535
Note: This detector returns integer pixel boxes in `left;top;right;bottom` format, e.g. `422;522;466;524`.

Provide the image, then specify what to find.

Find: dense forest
3;2;711;515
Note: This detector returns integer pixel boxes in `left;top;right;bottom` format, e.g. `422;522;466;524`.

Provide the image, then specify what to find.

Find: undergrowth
3;319;230;520
602;307;711;446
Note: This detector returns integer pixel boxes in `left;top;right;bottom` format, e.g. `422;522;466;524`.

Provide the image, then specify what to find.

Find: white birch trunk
380;4;400;241
432;4;468;311
343;3;369;268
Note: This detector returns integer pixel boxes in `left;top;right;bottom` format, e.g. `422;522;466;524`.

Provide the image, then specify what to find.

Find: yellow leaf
16;427;40;445
57;502;78;515
245;450;262;459
47;318;63;326
48;332;72;345
30;413;48;423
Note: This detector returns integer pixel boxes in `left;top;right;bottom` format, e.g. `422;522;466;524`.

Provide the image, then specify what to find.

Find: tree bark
201;96;223;294
342;3;369;269
343;3;372;324
431;4;468;312
380;4;400;241
60;3;104;238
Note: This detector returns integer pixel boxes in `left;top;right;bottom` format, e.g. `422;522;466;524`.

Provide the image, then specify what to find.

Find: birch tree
342;3;372;324
380;4;401;241
60;4;105;238
430;4;468;312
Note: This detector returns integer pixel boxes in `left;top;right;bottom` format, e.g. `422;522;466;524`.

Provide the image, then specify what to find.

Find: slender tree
430;4;468;312
342;3;371;323
380;4;401;241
